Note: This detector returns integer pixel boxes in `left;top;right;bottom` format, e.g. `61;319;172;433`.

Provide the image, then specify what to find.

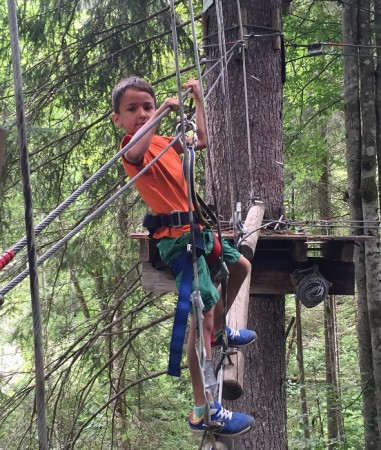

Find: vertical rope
7;0;48;448
215;0;241;243
169;2;212;446
187;0;230;417
237;0;255;200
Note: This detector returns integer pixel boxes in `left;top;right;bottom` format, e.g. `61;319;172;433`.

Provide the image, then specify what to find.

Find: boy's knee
202;308;214;334
230;255;251;279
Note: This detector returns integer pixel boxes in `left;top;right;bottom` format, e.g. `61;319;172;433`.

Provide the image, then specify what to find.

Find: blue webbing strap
167;250;193;377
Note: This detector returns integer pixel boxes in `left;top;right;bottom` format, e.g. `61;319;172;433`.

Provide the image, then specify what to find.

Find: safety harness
142;132;219;377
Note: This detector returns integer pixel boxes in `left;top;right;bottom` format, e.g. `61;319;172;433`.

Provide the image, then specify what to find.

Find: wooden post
221;205;264;399
239;203;265;260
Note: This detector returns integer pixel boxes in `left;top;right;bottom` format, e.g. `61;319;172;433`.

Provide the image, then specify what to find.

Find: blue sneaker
212;326;257;348
188;402;254;437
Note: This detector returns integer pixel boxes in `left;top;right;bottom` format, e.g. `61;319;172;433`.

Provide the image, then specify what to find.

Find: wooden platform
131;231;371;295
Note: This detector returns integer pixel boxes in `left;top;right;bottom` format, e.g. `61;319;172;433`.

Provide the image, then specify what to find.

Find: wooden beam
141;258;355;295
239;203;265;260
221;271;251;401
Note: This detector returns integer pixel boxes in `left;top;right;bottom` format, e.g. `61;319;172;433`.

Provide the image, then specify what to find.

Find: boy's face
112;88;155;135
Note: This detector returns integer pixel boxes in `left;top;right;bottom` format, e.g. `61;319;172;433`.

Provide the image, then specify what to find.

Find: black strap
143;211;199;232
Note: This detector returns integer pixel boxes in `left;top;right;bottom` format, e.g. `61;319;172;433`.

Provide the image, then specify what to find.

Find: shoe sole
190;424;253;438
212;338;256;349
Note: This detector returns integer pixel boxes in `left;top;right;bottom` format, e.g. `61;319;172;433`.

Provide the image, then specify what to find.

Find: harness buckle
169;210;183;227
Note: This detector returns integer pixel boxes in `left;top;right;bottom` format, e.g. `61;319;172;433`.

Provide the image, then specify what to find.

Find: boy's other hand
183;78;201;100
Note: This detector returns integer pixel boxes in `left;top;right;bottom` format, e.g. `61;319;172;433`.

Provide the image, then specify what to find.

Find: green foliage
0;0;369;448
286;296;364;450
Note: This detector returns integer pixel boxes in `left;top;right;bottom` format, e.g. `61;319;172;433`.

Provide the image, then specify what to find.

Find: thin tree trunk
324;296;344;448
295;298;311;448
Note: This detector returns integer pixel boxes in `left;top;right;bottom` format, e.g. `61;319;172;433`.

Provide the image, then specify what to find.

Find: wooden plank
141;259;355;295
238;204;265;260
141;261;176;293
131;231;373;242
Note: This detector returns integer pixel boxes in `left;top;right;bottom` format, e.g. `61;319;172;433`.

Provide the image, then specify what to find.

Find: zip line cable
0;39;244;303
7;0;48;447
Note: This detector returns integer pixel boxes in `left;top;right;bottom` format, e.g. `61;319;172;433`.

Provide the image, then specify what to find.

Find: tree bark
342;2;381;448
203;1;286;448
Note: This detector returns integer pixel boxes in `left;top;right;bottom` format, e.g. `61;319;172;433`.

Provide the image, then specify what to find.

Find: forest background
0;0;379;449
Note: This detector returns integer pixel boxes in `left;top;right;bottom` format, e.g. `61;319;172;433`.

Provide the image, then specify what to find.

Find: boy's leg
187;308;214;406
213;255;251;333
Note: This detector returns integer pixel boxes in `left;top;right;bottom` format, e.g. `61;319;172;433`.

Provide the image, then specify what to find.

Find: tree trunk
358;0;381;443
342;2;381;447
324;296;344;449
203;1;286;448
318;153;345;447
375;0;381;215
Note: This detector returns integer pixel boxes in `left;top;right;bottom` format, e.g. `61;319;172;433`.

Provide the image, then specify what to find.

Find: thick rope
0;39;243;274
0;108;172;271
7;0;48;447
0;135;181;299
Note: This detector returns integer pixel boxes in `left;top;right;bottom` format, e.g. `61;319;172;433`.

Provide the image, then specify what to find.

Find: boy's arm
125;98;179;164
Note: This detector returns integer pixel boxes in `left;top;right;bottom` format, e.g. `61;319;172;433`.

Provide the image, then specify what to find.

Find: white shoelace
228;328;240;338
216;406;233;421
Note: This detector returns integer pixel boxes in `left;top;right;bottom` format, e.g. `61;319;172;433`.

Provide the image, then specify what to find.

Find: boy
112;76;255;437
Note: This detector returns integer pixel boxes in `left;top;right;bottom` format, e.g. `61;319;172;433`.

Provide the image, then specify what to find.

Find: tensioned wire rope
7;0;48;446
0;133;182;300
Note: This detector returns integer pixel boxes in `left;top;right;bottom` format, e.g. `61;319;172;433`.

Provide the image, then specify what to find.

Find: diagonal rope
7;0;48;447
0;134;181;300
0;108;173;272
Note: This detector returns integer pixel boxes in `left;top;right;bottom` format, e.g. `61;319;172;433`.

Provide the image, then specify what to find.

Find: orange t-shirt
120;134;192;239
